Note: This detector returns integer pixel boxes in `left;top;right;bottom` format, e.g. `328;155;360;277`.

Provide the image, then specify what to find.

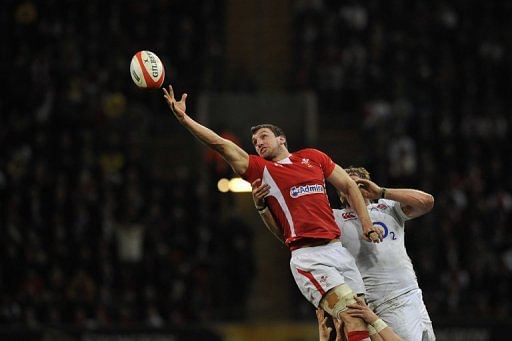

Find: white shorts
373;289;435;341
290;241;365;307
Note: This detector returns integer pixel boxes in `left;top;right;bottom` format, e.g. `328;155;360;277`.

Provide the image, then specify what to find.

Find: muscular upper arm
400;194;434;219
217;138;250;175
326;164;355;194
392;190;434;220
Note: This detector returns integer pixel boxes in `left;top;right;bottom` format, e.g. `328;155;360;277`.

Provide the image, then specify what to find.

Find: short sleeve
241;155;265;183
380;199;410;224
307;149;336;177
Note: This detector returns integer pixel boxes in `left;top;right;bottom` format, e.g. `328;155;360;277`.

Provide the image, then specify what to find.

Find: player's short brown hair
339;167;371;207
251;124;287;148
345;167;371;180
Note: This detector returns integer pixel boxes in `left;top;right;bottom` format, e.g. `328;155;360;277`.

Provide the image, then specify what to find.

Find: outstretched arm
251;179;284;243
327;165;383;242
355;179;434;219
163;85;249;175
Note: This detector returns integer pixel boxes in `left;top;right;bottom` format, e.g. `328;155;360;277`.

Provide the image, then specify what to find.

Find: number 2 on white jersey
373;221;397;240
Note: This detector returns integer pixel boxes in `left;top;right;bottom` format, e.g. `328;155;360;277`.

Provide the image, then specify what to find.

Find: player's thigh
290;246;346;307
334;246;365;295
376;293;428;341
320;283;367;332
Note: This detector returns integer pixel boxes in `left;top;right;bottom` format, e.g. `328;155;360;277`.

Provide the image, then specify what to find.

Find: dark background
1;0;511;339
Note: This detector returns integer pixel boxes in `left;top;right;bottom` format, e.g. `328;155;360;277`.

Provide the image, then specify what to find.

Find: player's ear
278;136;286;146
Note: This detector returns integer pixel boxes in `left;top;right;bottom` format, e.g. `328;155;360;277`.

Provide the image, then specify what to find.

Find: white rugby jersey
333;199;419;307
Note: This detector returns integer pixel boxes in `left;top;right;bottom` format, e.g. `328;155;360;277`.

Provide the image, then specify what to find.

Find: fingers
356;179;370;186
365;225;384;243
180;93;188;103
163;86;176;111
362;229;377;242
251;179;270;195
345;309;364;319
346;303;362;309
356;179;369;189
316;309;330;331
366;230;381;243
251;179;262;188
333;317;343;330
316;309;328;323
353;295;365;305
359;188;370;199
316;308;321;321
373;226;384;241
162;85;174;100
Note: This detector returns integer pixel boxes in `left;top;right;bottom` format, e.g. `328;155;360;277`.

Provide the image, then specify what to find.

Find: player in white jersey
333;167;435;341
252;167;435;341
162;85;384;341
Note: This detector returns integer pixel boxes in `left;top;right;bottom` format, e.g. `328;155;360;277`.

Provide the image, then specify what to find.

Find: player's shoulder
294;148;330;159
371;199;396;211
296;147;323;154
371;199;408;224
245;154;272;177
248;154;269;164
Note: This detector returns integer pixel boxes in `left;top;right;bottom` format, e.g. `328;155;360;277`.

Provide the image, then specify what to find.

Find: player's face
252;128;282;159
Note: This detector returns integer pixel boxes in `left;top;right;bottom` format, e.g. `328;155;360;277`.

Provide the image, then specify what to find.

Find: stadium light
217;177;252;193
217;178;230;192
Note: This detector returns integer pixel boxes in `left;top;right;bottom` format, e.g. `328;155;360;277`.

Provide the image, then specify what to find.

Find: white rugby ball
130;50;165;89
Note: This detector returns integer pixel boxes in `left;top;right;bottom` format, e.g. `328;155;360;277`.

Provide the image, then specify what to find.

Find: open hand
346;296;379;325
355;178;382;201
316;308;333;341
163;85;188;121
333;317;346;341
251;179;269;209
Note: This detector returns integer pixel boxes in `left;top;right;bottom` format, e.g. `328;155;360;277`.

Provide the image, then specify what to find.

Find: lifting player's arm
251;179;284;243
346;296;402;341
316;308;334;341
163;85;249;175
355;178;434;219
317;299;402;341
327;165;383;242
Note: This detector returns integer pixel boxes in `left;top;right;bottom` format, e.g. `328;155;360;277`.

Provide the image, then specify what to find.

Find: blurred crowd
293;0;512;320
1;0;254;329
1;0;511;331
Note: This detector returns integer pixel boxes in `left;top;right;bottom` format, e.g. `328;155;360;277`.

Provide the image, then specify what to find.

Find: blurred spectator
0;0;256;329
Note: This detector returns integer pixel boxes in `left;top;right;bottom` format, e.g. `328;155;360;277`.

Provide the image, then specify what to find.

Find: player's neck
271;148;291;162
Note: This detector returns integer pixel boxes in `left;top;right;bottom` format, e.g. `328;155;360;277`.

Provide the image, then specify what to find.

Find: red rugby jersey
242;148;340;250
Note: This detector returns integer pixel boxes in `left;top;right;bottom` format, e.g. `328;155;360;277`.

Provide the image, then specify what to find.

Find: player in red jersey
163;85;383;341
